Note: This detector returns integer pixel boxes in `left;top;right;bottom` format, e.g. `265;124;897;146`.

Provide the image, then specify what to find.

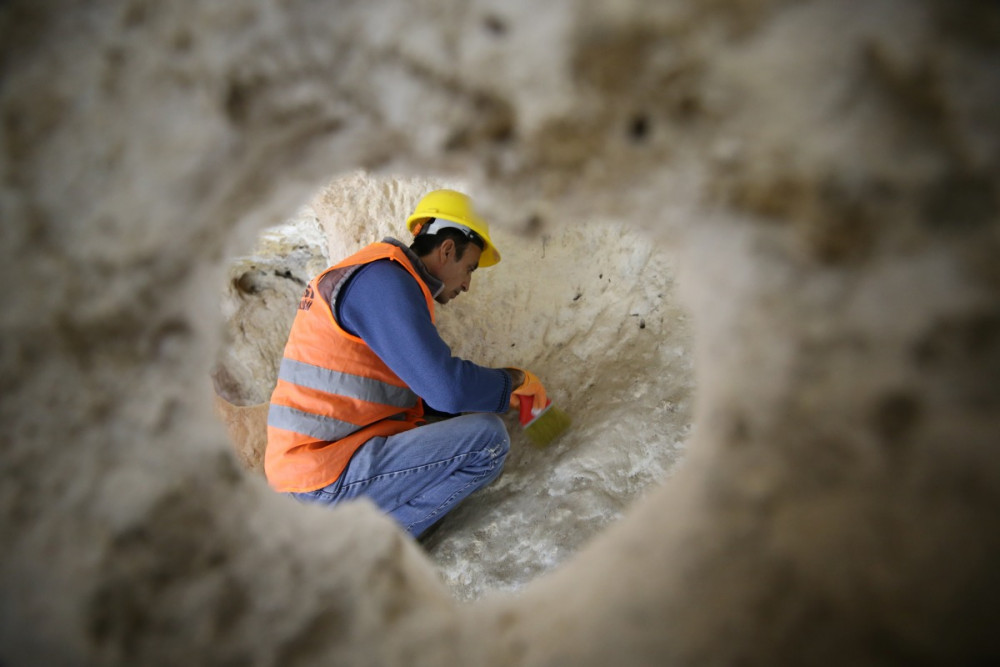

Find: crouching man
265;189;548;538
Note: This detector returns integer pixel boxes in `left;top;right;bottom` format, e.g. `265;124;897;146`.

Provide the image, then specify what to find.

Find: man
265;189;548;538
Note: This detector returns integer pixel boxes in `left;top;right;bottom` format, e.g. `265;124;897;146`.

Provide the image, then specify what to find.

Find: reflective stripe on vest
269;403;410;441
276;358;417;409
268;404;360;442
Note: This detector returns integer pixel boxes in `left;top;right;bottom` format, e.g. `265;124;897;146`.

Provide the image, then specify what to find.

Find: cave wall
2;0;998;664
213;170;694;598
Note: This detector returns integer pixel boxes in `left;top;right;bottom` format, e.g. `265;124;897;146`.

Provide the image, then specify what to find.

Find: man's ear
439;238;456;261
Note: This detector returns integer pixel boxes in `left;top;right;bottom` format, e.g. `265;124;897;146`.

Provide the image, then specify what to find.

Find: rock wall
2;0;998;664
213;170;694;598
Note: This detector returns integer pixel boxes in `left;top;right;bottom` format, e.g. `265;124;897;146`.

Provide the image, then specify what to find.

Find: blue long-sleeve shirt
335;250;512;415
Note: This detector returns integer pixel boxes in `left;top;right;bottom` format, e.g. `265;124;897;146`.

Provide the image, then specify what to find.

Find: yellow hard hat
406;189;501;267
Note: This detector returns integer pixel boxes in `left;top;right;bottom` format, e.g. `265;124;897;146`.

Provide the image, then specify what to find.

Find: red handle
518;396;552;426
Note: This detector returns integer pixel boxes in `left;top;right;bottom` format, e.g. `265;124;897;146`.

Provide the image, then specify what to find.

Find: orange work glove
510;367;548;413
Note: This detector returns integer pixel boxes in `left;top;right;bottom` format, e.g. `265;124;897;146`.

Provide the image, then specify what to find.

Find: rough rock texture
2;0;999;665
214;171;693;599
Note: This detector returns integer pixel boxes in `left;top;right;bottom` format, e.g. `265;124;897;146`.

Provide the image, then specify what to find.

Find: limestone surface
214;171;694;599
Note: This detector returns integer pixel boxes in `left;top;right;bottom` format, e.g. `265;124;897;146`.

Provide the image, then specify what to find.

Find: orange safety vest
264;243;436;492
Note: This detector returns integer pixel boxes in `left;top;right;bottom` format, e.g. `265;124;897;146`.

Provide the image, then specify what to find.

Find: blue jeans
291;413;510;537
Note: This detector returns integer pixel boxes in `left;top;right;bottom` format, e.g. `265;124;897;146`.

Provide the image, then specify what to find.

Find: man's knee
482;413;510;452
463;412;509;464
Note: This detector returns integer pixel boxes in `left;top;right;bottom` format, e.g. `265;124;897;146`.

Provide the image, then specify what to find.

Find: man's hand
507;367;548;413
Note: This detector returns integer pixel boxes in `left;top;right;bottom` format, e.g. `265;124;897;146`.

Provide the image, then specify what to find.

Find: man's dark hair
410;219;486;260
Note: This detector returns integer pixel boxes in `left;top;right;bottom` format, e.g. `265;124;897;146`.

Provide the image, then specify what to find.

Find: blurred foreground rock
1;0;998;664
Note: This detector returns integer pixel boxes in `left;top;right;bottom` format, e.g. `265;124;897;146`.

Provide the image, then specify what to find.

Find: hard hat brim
407;213;501;267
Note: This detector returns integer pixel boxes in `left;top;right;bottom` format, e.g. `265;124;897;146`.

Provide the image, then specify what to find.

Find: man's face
430;240;482;304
